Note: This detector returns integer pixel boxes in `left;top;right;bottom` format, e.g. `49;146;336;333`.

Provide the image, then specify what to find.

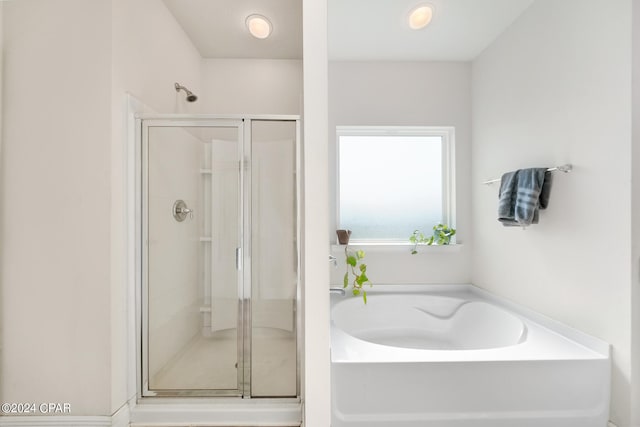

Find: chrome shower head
174;82;198;102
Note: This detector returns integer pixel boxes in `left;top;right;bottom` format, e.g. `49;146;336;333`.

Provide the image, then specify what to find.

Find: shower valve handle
180;207;194;219
172;200;193;222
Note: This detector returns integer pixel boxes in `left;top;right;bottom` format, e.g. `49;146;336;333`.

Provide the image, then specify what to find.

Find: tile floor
152;327;296;396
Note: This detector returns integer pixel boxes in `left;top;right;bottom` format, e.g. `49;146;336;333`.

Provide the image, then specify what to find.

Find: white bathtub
330;285;610;427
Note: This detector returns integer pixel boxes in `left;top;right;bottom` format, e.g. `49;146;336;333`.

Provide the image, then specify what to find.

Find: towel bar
483;164;572;185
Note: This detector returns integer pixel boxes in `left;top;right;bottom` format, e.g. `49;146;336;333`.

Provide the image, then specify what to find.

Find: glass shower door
142;120;243;396
250;120;298;397
139;116;299;399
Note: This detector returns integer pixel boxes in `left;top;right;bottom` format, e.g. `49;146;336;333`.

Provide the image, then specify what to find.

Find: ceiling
162;0;303;60
329;0;534;61
163;0;535;61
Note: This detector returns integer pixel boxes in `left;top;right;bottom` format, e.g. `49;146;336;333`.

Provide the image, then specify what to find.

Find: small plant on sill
343;246;371;303
409;224;456;254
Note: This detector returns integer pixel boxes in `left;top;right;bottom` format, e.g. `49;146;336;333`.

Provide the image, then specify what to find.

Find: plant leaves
363;291;367;304
356;273;369;285
342;247;372;304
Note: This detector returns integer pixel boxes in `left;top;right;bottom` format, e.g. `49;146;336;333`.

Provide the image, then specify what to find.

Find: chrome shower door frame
140;116;245;398
136;114;301;400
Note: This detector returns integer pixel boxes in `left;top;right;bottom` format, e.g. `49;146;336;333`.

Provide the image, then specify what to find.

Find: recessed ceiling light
408;5;434;30
246;14;272;39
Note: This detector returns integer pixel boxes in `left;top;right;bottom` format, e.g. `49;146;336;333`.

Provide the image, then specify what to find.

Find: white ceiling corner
162;0;303;60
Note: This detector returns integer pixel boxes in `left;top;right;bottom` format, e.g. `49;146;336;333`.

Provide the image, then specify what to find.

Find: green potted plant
343;245;371;303
409;224;456;254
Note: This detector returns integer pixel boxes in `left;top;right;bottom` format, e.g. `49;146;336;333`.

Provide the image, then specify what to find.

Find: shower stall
137;115;300;399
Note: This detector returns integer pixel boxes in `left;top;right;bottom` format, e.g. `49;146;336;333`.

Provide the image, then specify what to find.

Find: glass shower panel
250;120;298;397
146;124;241;394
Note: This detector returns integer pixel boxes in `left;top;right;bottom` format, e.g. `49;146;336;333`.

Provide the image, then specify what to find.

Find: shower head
174;82;198;102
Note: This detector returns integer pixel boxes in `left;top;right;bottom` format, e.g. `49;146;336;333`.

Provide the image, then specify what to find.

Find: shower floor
151;327;296;396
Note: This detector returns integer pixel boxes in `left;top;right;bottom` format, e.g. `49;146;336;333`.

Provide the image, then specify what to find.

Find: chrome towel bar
483;164;572;185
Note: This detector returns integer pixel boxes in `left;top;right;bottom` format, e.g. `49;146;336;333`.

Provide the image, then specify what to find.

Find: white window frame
336;125;456;244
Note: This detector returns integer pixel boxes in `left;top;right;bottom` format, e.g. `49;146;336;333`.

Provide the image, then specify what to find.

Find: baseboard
0;416;112;426
0;405;130;427
0;399;300;427
111;403;131;427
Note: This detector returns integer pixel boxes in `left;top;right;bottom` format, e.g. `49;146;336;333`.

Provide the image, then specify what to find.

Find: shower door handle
236;247;243;271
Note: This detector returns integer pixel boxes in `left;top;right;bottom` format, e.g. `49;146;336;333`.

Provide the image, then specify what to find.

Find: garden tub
330;285;610;427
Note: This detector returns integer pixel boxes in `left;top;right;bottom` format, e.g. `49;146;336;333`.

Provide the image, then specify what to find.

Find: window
337;126;455;242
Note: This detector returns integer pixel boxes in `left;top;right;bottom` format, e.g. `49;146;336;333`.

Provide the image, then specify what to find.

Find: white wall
0;5;3;369
1;0;112;415
201;59;302;115
111;0;202;115
328;61;472;285
471;0;632;425
632;1;640;424
302;0;331;424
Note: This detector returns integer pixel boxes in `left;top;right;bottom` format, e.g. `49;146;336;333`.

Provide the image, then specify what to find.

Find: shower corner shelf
200;237;212;242
200;168;212;174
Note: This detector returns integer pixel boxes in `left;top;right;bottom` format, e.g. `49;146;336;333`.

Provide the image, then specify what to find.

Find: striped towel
498;168;553;227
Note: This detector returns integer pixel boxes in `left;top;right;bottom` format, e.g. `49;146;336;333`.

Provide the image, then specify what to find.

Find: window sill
330;243;463;253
